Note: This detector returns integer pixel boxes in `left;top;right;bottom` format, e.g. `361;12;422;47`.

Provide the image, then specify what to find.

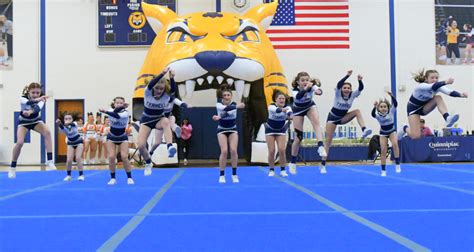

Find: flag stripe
267;28;349;33
270;33;348;37
271;40;348;45
296;9;350;14
270;36;349;41
295;21;349;25
273;44;350;49
295;0;348;2
295;5;349;10
295;13;348;18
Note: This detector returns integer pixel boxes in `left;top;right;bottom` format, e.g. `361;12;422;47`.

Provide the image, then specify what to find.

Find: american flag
265;0;350;49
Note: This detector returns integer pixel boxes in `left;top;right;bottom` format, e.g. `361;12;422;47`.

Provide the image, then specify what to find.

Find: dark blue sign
98;0;176;47
400;136;474;163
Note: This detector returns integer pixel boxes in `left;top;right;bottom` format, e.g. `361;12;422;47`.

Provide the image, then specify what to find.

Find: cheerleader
148;97;188;157
95;112;106;163
101;116;110;163
321;70;372;173
398;70;468;139
138;67;177;176
8;82;56;178
77;117;85;139
266;90;292;177
83;112;97;164
371;92;400;177
99;97;134;185
56;113;85;181
213;85;245;183
288;72;326;175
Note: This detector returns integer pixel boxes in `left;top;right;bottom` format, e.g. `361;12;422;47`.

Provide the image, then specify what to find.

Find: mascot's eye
167;31;193;43
236;30;259;42
166;27;205;43
223;27;259;43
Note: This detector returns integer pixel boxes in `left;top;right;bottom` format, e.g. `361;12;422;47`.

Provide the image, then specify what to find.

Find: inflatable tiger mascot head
134;1;289;161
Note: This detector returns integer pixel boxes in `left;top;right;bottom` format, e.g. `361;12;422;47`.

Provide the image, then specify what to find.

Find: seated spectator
420;119;434;137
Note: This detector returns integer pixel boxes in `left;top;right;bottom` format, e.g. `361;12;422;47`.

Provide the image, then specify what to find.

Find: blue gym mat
1;163;473;251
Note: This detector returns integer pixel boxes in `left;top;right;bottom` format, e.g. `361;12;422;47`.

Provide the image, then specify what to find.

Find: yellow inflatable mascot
134;1;289;161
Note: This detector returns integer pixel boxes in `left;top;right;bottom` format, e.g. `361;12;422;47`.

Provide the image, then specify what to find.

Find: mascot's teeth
226;78;234;86
197;78;204;85
216;76;224;84
178;84;186;98
235;80;245;101
185;80;196;98
244;83;251;98
207;76;215;84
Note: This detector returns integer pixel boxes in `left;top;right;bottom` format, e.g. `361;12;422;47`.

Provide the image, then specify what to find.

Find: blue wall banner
400;136;474;163
98;0;176;47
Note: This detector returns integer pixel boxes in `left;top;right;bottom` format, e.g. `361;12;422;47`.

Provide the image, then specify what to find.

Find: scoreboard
98;0;177;47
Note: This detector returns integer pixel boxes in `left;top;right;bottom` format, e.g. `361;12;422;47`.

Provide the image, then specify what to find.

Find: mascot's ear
243;1;278;31
142;1;178;34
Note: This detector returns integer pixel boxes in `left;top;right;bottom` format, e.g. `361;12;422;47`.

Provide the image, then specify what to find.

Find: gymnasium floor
1;163;473;251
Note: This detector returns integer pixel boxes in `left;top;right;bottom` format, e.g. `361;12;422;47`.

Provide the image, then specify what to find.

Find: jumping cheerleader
266;90;292;177
148;96;188;157
8;82;56;178
213;85;245;183
138;67;177;176
288;72;326;175
56;113;85;181
99;97;134;185
398;69;468;139
371;92;400;177
321;70;372;174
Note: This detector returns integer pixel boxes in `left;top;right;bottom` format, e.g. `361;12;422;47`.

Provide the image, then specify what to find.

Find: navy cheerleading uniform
141;73;177;128
407;81;461;116
18;96;45;130
58;122;83;147
327;74;363;125
104;107;130;144
372;94;398;136
265;103;292;135
216;101;238;136
292;85;320;117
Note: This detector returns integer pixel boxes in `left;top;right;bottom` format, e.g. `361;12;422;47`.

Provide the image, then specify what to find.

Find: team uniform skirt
292;101;316;117
107;132;128;145
18;118;42;130
217;126;238;137
140;114;165;129
264;122;288;136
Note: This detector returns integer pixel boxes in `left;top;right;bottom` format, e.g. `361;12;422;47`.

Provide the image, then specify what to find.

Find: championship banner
98;0;177;47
